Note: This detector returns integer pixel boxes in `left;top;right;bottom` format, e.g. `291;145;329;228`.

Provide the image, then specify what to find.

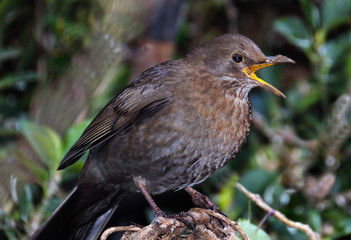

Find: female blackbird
31;34;294;240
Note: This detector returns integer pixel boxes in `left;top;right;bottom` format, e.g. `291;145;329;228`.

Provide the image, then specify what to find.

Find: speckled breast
102;80;252;194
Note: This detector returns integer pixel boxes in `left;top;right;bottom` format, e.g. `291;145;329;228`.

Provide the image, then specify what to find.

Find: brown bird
31;33;294;240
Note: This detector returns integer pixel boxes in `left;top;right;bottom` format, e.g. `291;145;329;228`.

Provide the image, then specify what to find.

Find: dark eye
232;53;243;63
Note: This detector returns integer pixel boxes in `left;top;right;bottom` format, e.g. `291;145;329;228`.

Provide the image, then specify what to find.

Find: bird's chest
137;93;252;193
181;92;252;180
102;83;252;193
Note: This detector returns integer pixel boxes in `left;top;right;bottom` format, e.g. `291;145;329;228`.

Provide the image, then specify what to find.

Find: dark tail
30;185;127;240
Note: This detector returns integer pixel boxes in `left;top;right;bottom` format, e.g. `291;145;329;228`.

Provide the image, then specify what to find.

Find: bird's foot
152;208;196;229
185;187;226;216
133;177;222;228
168;211;196;229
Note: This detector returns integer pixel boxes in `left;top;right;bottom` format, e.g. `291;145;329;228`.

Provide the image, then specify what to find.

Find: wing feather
58;82;173;170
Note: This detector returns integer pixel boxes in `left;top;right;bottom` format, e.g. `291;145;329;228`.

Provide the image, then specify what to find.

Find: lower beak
242;55;295;98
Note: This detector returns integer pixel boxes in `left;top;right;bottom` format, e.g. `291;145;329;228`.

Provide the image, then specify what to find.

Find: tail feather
30;185;126;240
72;207;117;240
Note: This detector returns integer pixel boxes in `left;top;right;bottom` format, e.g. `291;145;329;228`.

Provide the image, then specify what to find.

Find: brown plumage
31;33;294;240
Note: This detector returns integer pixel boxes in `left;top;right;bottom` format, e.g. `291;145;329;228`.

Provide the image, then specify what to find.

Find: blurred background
0;0;350;239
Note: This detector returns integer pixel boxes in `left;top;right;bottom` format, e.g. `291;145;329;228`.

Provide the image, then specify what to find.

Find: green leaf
240;169;278;194
63;119;91;155
233;169;277;218
338;218;351;233
238;219;272;240
18;184;32;222
0;72;37;90
274;17;312;51
9;176;34;223
0;48;21;61
217;174;238;219
14;150;49;182
19;120;63;175
299;0;320;29
42;197;62;220
286;83;322;113
308;210;322;233
322;0;351;31
268;217;310;239
321;32;351;66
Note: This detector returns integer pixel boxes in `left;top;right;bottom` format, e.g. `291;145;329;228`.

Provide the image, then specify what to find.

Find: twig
236;183;321;240
101;226;141;240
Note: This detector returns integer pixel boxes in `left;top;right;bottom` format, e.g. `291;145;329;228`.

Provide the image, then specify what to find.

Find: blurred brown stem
252;111;318;150
236;183;321;240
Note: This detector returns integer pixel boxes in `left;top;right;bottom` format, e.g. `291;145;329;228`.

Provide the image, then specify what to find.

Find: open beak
243;55;295;98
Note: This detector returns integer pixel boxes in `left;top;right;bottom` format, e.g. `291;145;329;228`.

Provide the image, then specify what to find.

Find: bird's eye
232;53;243;63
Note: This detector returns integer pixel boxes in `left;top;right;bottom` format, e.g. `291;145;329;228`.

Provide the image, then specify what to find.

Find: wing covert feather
58;82;173;170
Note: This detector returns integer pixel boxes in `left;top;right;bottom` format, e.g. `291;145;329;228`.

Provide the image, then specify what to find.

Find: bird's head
188;34;295;98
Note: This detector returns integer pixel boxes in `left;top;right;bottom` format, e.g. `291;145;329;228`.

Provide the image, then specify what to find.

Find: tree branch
236;183;320;240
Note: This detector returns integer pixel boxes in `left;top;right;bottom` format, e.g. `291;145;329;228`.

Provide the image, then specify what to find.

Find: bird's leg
185;187;226;216
133;176;196;228
133;176;166;217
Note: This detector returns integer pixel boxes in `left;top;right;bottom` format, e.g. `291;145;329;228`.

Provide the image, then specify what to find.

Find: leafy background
0;0;351;239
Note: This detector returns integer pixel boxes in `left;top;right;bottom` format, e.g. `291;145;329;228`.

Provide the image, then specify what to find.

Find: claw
185;187;226;216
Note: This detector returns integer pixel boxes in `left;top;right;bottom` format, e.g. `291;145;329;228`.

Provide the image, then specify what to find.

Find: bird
30;33;294;240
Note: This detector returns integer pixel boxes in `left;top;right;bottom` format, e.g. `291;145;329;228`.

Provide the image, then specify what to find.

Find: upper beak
242;55;295;98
